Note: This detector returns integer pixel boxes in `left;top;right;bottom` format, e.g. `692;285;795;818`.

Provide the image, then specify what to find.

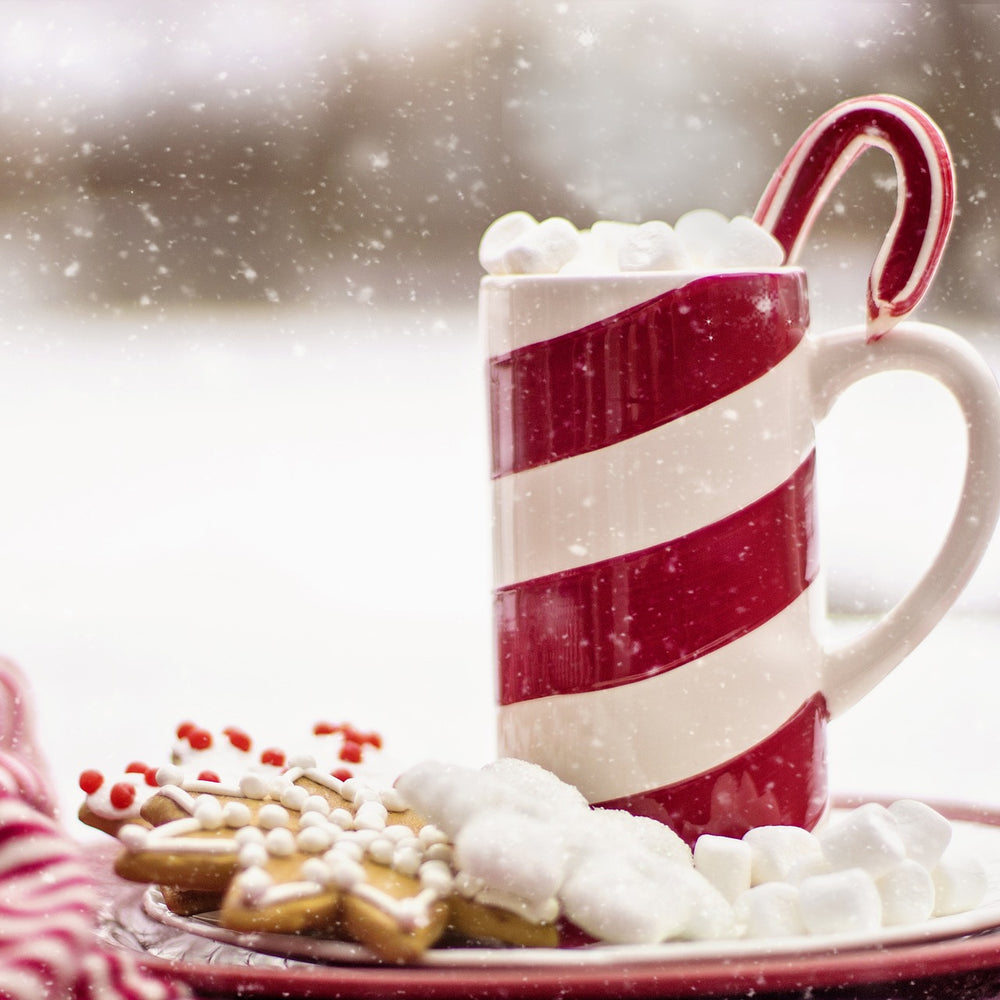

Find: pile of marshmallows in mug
478;210;786;277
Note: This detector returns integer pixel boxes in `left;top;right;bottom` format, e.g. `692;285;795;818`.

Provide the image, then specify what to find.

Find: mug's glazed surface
486;269;1000;844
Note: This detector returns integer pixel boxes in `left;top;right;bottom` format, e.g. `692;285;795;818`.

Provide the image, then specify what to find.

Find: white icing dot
118;824;149;850
235;866;272;904
234;826;265;847
393;895;426;930
238;841;268;868
350;828;380;851
156;764;183;788
258;804;291;830
302;795;331;817
193;796;223;830
280;784;309;811
239;773;269;800
329;840;364;864
425;843;453;864
329;856;365;890
383;825;415;844
420;859;454;895
418;825;449;848
340;777;362;802
266;827;296;858
393;844;424;877
380;787;409;813
330;808;354;830
368;836;395;866
354;801;388;832
297;825;334;854
300;810;331;829
222;801;252;828
288;754;317;769
301;856;331;885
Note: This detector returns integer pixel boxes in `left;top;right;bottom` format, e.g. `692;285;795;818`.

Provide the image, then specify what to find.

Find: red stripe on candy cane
496;452;817;706
489;270;808;478
0;666;189;1000
754;95;954;339
597;693;829;845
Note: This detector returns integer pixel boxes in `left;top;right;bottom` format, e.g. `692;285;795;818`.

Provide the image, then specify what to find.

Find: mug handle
811;321;1000;717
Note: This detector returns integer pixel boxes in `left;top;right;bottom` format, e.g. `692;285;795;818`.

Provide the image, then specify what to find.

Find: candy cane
753;95;955;339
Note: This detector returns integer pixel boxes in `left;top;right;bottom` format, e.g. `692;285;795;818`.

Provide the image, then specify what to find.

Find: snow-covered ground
0;301;996;828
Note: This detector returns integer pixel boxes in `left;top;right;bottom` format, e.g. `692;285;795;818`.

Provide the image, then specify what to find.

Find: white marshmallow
799;868;882;936
559;852;693;944
497;216;580;275
705;215;786;268
734;882;804;939
888;799;952;870
618;220;690;272
586;808;692;867
694;834;752;902
744;825;824;885
932;850;988;916
723;216;784;266
454;809;568;905
561;221;636;275
478;211;537;275
673;209;730;267
877;858;935;926
817;802;907;878
679;868;739;941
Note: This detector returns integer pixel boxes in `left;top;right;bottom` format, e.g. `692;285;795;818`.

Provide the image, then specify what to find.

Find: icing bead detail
239;773;269;800
109;782;137;811
257;804;290;830
222;727;252;752
79;770;103;795
222;801;252;828
265;827;296;858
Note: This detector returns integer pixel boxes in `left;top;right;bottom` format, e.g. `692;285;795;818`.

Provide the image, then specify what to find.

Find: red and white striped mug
485;268;1000;844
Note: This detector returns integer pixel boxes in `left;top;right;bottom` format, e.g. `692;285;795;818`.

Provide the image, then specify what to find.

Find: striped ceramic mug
486;268;1000;844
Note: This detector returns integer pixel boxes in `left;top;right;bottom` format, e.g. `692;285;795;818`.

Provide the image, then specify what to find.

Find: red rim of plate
99;797;1000;1000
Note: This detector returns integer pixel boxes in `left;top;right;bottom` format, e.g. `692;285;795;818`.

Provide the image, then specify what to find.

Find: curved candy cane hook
753;95;955;339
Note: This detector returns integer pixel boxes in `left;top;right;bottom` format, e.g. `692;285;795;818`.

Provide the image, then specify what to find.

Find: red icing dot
331;767;353;782
176;721;197;739
260;748;285;767
223;727;252;752
188;728;213;751
79;770;103;795
125;761;149;774
109;782;137;811
339;741;363;764
313;721;341;736
341;725;383;749
198;770;221;783
144;767;160;787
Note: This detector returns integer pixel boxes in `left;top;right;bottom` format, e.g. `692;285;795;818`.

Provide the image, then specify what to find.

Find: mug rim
480;265;805;289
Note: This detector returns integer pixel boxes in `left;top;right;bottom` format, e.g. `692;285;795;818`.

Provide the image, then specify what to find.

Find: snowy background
0;1;998;826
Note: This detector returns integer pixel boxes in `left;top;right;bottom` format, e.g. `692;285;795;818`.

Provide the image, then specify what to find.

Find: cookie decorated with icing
78;719;391;839
114;758;422;892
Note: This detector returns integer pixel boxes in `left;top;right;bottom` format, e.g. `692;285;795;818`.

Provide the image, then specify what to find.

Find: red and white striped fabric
0;660;189;1000
488;270;828;844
